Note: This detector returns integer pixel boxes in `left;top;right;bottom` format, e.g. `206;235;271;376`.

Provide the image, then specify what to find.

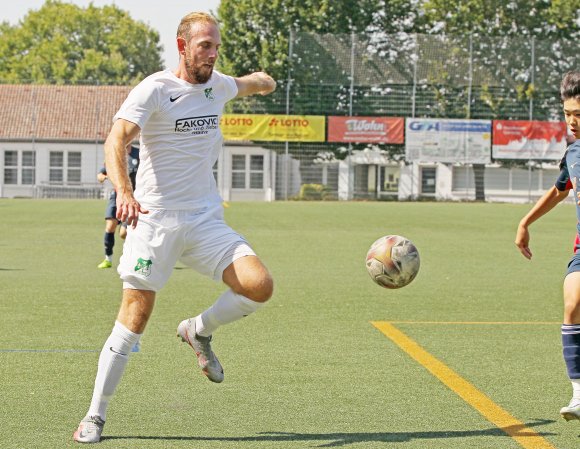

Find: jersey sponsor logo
175;115;219;135
170;94;184;102
134;257;152;277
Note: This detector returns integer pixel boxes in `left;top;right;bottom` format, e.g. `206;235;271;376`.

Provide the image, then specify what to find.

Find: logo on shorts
204;88;214;100
134;258;152;277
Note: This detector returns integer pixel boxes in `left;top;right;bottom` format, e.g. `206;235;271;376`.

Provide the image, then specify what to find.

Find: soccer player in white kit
74;12;276;443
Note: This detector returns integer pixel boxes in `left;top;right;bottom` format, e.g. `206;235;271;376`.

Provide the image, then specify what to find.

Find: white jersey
114;69;238;210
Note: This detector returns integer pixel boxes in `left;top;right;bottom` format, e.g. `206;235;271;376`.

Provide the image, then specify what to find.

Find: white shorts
118;203;255;292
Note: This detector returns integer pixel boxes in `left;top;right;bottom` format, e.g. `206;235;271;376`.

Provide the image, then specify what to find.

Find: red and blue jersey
559;141;580;253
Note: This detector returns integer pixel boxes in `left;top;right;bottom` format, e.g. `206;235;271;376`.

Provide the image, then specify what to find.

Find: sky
2;0;221;69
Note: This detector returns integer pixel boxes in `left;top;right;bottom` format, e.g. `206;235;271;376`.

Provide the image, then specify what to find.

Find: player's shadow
103;419;557;447
0;268;24;271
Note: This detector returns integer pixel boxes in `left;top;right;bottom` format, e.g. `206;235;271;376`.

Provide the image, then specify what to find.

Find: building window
231;153;265;189
67;152;81;183
49;151;81;184
3;150;36;185
21;151;36;185
231;154;246;188
249;155;264;189
421;167;437;194
4;151;18;184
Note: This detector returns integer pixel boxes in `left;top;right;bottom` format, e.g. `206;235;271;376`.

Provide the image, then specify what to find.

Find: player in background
515;71;580;421
96;144;140;269
73;12;276;444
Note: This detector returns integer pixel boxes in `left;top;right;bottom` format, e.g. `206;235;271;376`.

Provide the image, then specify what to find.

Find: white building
0;84;275;201
338;148;563;203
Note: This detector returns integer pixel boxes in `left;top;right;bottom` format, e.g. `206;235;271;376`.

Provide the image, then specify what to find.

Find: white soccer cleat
73;415;105;443
177;318;224;383
560;399;580;421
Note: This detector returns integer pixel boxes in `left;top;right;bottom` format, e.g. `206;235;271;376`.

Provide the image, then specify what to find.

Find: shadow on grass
0;268;24;271
103;419;557;447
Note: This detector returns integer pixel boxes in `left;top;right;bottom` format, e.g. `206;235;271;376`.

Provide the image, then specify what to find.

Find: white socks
195;289;263;337
87;321;141;420
572;379;580;401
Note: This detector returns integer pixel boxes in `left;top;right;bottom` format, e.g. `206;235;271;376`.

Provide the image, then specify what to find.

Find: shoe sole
561;411;580;421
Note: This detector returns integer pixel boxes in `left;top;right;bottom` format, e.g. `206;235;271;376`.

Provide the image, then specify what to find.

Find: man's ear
177;37;187;55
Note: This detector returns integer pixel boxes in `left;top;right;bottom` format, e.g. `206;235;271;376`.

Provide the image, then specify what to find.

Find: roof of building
0;84;133;142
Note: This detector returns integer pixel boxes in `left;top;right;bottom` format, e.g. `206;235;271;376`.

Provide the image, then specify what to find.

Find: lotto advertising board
221;114;325;142
327;116;405;143
405;118;492;164
492;120;568;160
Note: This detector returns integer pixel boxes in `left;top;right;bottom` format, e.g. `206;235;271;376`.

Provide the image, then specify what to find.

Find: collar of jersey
167;69;214;90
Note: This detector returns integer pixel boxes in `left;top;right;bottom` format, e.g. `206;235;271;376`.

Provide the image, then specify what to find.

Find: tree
419;0;580;39
415;0;580;199
0;0;163;84
217;0;382;82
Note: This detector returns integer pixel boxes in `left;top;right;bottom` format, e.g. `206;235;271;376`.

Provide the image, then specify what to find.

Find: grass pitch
1;199;579;448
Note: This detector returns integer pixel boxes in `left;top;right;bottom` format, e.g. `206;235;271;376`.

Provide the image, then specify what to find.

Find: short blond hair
177;12;218;43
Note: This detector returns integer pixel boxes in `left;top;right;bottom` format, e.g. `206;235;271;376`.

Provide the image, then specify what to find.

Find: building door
421;167;436;195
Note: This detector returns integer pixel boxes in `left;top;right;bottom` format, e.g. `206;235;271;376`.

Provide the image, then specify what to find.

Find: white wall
0;141;103;198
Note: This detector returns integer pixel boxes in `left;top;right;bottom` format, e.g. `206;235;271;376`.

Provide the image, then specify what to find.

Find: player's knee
564;299;580;322
105;219;117;233
242;273;274;303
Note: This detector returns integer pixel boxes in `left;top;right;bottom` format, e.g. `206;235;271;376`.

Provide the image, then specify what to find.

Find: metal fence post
410;34;418;200
528;36;535;202
348;31;355;198
466;34;473;199
95;79;101;182
284;27;294;201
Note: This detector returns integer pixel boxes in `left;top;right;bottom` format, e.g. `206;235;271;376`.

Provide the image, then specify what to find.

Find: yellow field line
387;321;560;325
371;321;556;449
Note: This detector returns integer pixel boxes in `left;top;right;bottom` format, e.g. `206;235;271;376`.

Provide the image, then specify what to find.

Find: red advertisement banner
328;116;405;144
492;120;568;160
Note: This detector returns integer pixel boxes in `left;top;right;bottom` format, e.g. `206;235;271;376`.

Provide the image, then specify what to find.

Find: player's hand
255;72;276;95
116;193;148;228
515;224;532;259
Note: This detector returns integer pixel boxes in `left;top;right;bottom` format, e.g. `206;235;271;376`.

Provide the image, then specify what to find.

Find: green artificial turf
0;199;578;448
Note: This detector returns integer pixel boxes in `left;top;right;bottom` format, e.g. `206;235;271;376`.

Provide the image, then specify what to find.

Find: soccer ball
365;235;420;289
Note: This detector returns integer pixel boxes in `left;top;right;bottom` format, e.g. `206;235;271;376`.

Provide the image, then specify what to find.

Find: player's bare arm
515;186;570;259
235;72;276;98
104;119;148;227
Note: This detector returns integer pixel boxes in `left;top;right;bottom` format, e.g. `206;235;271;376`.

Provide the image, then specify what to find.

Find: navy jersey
556;152;572;191
565;140;580;239
127;146;140;190
100;145;140;190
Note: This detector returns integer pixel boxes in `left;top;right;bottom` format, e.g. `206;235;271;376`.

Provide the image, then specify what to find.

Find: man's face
183;22;221;84
564;98;580;140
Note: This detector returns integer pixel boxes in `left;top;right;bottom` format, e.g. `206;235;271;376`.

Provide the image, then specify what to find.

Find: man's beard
185;56;213;84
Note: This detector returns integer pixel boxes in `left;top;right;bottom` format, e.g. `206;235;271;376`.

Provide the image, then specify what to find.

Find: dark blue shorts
105;195;117;220
567;253;580;276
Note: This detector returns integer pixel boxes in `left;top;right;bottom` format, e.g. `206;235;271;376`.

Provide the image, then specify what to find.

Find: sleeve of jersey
113;81;159;129
555;166;572;191
220;73;238;102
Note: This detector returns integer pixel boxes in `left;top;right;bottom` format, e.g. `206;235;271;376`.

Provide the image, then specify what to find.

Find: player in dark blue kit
516;71;580;421
97;145;140;269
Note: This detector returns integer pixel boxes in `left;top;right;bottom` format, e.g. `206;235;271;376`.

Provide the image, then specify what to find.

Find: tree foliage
419;0;580;39
0;0;163;84
217;0;381;81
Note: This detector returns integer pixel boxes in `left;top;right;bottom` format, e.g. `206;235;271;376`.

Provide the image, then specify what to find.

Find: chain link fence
3;32;579;201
